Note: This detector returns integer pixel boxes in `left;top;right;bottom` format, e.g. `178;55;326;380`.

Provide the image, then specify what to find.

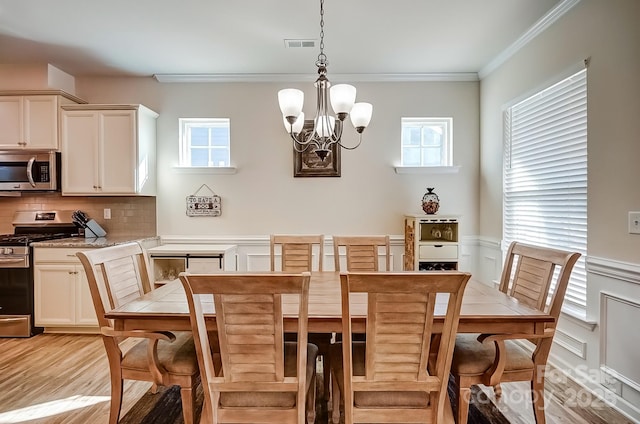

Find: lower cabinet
34;248;98;328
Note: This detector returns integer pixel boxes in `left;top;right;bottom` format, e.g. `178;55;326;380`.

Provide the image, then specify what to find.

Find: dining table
105;271;554;335
105;271;553;424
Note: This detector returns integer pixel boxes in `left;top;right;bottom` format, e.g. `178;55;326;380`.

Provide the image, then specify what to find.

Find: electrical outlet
629;211;640;234
104;208;111;220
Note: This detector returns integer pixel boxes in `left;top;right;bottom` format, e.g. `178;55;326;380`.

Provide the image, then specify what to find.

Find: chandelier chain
318;0;326;65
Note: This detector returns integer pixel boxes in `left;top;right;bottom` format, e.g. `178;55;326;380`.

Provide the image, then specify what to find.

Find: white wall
479;0;640;420
75;78;480;239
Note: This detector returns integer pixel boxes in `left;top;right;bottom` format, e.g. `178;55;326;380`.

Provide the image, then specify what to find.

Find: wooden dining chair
76;242;200;424
330;235;391;421
450;241;581;424
331;271;471;424
179;272;318;424
270;234;324;272
332;235;391;272
270;234;331;403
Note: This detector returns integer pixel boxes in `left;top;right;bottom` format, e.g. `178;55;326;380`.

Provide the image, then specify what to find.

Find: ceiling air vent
284;39;316;48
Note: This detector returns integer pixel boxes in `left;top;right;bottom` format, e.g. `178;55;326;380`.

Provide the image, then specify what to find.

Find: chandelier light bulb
350;102;373;132
278;88;304;119
330;84;356;116
315;115;336;138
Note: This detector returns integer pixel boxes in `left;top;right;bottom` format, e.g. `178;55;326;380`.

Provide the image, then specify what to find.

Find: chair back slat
104;255;146;308
215;292;283;382
270;235;324;272
332;235;391;272
499;242;581;319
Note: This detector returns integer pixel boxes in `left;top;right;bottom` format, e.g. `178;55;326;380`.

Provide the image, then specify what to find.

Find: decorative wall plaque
186;184;221;217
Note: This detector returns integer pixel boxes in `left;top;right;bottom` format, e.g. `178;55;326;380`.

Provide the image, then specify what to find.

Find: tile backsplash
0;193;156;236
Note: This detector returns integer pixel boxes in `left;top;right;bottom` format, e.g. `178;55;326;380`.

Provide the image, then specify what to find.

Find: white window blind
503;68;588;316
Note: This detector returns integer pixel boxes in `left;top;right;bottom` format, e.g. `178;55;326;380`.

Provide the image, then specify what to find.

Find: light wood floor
0;334;633;424
0;333;150;424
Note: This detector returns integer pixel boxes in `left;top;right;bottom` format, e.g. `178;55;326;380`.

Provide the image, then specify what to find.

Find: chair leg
323;348;331;402
108;376;124;424
494;383;503;397
180;385;195;424
199;398;211;424
306;372;317;424
331;367;341;424
531;376;547;424
456;386;471;424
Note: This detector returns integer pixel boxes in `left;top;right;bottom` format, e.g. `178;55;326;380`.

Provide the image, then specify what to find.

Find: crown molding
153;72;479;83
478;0;582;79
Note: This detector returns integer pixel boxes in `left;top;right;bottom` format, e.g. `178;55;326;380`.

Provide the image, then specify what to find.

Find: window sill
394;166;460;174
172;166;237;175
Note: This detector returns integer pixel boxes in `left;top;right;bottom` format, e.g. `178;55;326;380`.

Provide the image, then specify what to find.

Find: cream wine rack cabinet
404;214;459;271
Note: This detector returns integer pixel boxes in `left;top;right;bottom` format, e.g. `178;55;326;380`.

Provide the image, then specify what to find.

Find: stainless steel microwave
0;151;61;192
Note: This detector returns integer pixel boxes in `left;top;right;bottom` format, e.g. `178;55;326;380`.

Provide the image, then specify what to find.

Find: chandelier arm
290;133;318;153
330;120;344;143
336;133;363;150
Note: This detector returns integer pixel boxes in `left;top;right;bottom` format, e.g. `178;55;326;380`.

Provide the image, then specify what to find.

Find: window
179;118;230;167
503;67;588;317
401;117;452;167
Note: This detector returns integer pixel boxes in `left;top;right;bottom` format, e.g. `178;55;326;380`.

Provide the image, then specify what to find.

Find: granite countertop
31;235;160;248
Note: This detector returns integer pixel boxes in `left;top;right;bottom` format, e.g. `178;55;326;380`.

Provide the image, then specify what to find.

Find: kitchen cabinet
404;214;459;271
34;247;98;328
0;91;84;150
61;104;158;196
147;244;237;287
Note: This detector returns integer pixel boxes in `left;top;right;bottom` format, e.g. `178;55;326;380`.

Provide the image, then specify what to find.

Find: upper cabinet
61;104;158;196
0;91;85;150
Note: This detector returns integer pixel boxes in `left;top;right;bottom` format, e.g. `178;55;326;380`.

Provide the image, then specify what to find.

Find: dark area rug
447;375;511;424
121;384;204;424
122;375;510;424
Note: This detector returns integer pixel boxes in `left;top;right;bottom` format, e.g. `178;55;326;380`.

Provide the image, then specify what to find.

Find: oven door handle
0;257;28;267
0;317;26;324
26;156;37;187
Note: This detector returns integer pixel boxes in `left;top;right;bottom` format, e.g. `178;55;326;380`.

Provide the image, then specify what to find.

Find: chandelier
277;0;373;161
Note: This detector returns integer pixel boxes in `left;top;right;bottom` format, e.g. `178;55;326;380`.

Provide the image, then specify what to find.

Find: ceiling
0;0;565;80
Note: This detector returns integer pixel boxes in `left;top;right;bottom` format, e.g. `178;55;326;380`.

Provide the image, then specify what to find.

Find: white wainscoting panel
600;292;640;392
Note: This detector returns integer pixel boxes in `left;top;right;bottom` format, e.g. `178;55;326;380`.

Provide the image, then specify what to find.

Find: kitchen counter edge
31;235;160;248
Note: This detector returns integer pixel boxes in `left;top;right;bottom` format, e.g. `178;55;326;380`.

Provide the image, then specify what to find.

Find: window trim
399;117;454;168
179;117;231;168
393;165;460;174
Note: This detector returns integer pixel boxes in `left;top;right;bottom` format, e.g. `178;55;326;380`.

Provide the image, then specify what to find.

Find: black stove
0;210;80;337
0;232;76;246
